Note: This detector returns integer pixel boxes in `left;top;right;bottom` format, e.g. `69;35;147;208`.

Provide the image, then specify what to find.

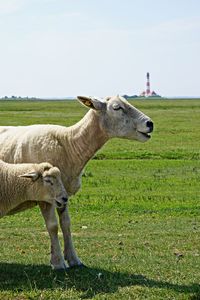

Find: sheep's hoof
54;267;67;272
68;263;87;269
51;261;68;271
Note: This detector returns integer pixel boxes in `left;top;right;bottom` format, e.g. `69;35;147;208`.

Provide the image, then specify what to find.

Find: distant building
139;73;161;98
149;90;161;97
122;72;161;99
139;91;146;97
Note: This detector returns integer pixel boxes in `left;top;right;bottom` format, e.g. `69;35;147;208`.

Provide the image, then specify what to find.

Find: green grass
0;99;200;299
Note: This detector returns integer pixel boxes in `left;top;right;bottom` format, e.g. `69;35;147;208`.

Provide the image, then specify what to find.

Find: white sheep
0;160;68;269
0;95;154;269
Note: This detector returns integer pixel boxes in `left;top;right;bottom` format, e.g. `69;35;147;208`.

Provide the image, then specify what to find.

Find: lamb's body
0;160;42;217
0;96;154;269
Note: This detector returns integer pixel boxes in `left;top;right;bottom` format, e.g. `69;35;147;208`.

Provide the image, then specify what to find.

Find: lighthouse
146;72;150;97
139;72;161;98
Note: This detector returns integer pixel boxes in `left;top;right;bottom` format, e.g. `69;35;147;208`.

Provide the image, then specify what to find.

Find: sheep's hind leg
57;206;83;267
39;202;67;270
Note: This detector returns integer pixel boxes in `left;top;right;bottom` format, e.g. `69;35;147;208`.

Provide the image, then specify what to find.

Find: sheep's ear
19;172;40;182
77;96;106;110
104;96;112;102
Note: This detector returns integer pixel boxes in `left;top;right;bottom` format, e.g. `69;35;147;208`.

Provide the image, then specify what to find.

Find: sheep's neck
66;110;109;174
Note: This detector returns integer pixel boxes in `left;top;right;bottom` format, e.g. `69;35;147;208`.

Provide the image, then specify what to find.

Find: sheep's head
19;163;68;209
77;95;154;142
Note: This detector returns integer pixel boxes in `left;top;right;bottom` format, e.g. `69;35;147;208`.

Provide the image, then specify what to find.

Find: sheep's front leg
39;202;67;270
57;206;83;267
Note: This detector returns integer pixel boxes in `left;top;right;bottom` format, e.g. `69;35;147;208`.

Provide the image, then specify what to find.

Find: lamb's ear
77;96;106;110
19;171;40;182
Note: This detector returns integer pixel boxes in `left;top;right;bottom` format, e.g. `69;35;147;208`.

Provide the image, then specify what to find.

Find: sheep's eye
113;104;123;111
114;107;122;111
44;179;53;185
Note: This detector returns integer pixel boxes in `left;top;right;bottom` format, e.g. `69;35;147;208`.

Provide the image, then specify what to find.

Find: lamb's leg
57;206;83;267
39;202;67;270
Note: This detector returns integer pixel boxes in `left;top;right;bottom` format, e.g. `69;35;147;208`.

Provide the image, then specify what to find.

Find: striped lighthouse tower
146;72;151;97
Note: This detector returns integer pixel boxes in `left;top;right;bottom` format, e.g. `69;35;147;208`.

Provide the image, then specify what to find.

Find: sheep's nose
146;121;154;133
62;197;68;203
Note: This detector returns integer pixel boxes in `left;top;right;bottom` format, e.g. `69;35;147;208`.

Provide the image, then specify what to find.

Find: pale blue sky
0;0;200;98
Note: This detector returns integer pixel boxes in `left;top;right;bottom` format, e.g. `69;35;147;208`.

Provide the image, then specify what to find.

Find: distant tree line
0;96;37;100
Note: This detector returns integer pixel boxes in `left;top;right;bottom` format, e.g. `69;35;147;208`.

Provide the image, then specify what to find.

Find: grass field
0;99;200;299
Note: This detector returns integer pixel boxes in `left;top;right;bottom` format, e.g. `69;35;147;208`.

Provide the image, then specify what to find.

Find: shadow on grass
0;263;199;299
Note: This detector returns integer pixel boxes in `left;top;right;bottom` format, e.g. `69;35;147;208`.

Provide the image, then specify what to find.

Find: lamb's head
77;95;153;142
19;163;68;209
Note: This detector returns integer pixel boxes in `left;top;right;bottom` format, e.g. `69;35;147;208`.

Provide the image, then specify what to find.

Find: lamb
0;160;68;217
0;160;68;268
0;95;154;269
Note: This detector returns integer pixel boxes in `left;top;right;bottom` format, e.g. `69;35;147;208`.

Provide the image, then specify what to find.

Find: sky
0;0;200;98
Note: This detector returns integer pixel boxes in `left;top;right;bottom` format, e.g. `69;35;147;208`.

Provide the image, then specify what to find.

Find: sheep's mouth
56;201;63;208
137;131;151;139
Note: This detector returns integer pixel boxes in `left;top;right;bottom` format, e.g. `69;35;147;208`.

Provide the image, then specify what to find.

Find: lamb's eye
44;179;53;185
